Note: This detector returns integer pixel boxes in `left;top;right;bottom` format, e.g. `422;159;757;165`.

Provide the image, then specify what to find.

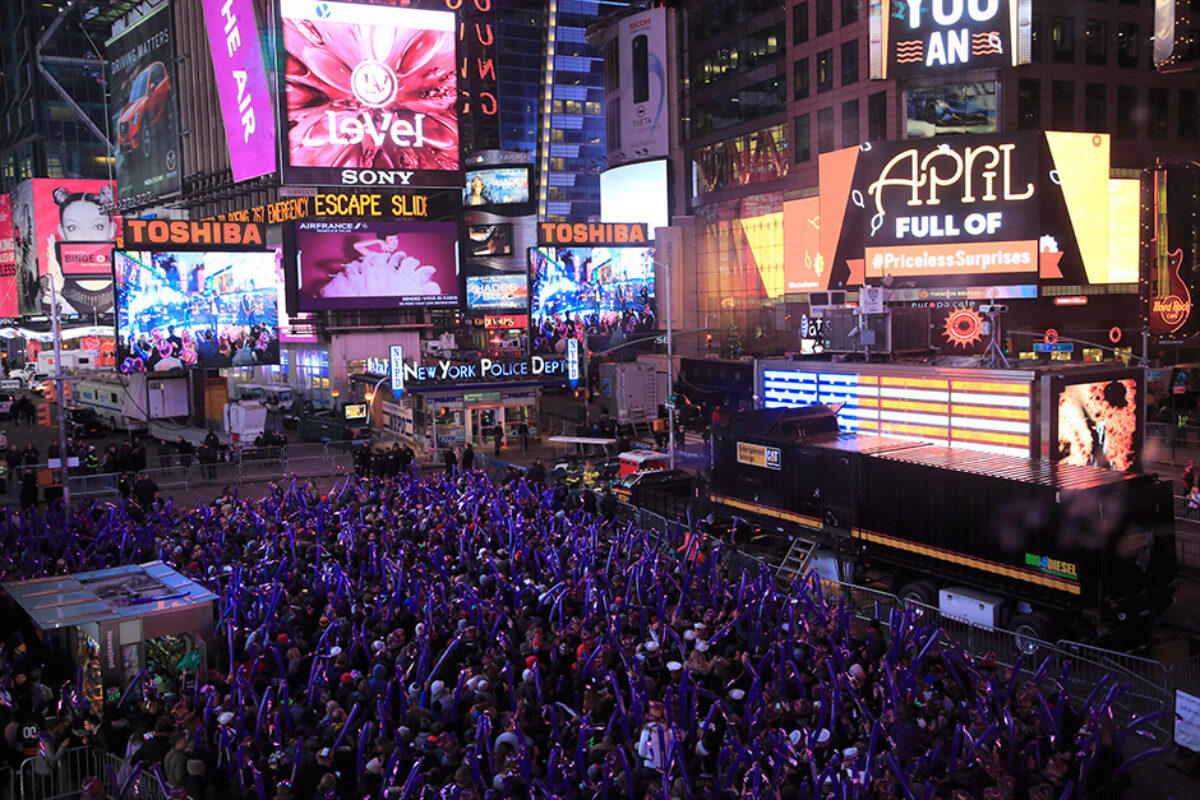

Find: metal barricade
16;745;100;800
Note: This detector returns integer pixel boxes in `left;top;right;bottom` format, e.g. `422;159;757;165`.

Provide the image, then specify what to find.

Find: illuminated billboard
905;82;996;138
106;5;181;202
463;167;530;207
461;208;534;313
280;0;459;188
870;0;1032;80
12;179;120;318
114;249;279;373
783;197;823;292
601;159;669;235
203;0;275;182
1143;162;1200;340
296;220;459;310
465;273;527;311
1056;379;1140;472
692;123;789;199
617;8;669;161
0;195;15;317
529;246;656;354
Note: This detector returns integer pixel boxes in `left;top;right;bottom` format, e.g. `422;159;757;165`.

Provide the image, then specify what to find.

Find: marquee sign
402;354;571;389
870;0;1032;79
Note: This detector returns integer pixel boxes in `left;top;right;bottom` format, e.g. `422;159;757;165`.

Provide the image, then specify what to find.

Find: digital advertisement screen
871;0;1031;79
1057;379;1140;472
56;242;114;317
466;273;528;311
296;220;459;310
13;179;120;318
905;82;996;138
600;159;669;235
280;0;459;187
467;223;513;258
529;246;656;354
106;4;181;201
0;195;16;317
114;250;279;373
463;167;530;206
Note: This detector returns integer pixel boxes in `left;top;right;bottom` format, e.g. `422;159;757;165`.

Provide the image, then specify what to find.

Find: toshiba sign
870;0;1031;79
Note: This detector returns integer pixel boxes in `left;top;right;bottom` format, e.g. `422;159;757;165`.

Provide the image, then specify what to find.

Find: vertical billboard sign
12;179;120;317
870;0;1031;79
203;0;277;182
279;0;459;188
618;8;669;160
106;4;181;203
0;195;16;317
1143;163;1200;341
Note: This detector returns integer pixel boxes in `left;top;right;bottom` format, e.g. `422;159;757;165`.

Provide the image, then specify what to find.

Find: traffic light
37;403;52;427
1004;336;1013;354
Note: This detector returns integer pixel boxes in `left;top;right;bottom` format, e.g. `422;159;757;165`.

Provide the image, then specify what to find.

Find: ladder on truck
776;534;820;584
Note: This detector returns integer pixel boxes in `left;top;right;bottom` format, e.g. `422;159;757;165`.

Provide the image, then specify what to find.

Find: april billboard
106;4;181;202
279;0;460;188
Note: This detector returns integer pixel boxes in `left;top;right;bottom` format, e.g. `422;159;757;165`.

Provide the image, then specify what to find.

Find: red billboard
0;195;16;317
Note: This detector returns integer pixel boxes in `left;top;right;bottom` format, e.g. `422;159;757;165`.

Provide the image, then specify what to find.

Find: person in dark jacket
134;474;159;508
461;443;475;472
443;446;457;475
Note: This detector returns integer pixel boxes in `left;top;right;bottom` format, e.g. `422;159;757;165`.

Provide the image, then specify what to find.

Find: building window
1084;83;1106;132
868;91;887;140
1051;82;1074;131
1181;90;1198;141
794;58;810;100
816;0;833;36
1031;15;1041;61
795;113;812;162
1148;87;1168;140
817;49;833;92
1116;86;1138;138
794;1;809;44
841;0;858;26
842;99;859;147
841;40;858;85
1052;17;1075;63
1085;20;1107;65
1117;23;1139;67
1018;79;1041;130
818;107;835;153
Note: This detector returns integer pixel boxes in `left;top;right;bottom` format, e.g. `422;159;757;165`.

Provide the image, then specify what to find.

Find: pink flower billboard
280;0;459;188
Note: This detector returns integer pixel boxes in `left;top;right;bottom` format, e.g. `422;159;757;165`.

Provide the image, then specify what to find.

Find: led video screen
466;273;528;311
905;82;996;139
467;223;513;258
529;246;656;354
463;167;530;206
600;160;669;235
296;220;459;310
279;0;458;187
1057;379;1140;472
114;250;279;373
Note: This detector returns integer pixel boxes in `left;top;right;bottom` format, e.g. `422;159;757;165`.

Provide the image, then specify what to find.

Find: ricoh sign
870;0;1031;79
279;0;460;188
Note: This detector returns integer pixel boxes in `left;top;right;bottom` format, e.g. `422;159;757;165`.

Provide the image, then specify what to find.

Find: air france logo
351;61;398;108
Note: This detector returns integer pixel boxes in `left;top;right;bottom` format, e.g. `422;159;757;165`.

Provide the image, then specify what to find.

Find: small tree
721;321;742;359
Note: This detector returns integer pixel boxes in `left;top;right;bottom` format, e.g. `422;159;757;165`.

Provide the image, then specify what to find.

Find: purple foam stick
399;759;424;799
331;702;360;752
947;722;964;777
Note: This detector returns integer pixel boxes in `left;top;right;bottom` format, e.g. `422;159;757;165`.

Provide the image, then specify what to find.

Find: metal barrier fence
7;745;101;800
59;444;355;500
97;753;177;800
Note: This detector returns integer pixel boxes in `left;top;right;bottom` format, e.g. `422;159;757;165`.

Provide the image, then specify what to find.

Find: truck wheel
897;580;938;615
1010;613;1053;655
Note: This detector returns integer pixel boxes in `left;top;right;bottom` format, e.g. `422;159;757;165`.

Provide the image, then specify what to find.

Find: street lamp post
664;259;676;470
47;275;70;506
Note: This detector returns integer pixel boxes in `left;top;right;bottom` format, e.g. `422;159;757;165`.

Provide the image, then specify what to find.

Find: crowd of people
0;465;1157;800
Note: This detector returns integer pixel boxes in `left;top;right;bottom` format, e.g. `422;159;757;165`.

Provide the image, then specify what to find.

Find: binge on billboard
114;250;279;374
529;246;656;355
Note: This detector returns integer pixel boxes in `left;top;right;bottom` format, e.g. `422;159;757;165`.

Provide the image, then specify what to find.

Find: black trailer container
709;407;1178;641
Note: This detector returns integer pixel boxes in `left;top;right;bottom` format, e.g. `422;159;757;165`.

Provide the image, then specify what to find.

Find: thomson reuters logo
351;61;398;108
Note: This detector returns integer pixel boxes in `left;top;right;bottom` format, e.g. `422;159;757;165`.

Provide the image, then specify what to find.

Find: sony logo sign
339;169;417;186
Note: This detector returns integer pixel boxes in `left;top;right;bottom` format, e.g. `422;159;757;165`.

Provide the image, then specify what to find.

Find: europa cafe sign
861;132;1039;279
871;0;1031;79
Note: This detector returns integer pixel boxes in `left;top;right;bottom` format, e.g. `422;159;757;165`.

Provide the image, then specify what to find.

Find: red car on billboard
117;61;171;156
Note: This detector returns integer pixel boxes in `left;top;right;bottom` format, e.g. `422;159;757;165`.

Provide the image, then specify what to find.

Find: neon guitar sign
1149;169;1191;334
